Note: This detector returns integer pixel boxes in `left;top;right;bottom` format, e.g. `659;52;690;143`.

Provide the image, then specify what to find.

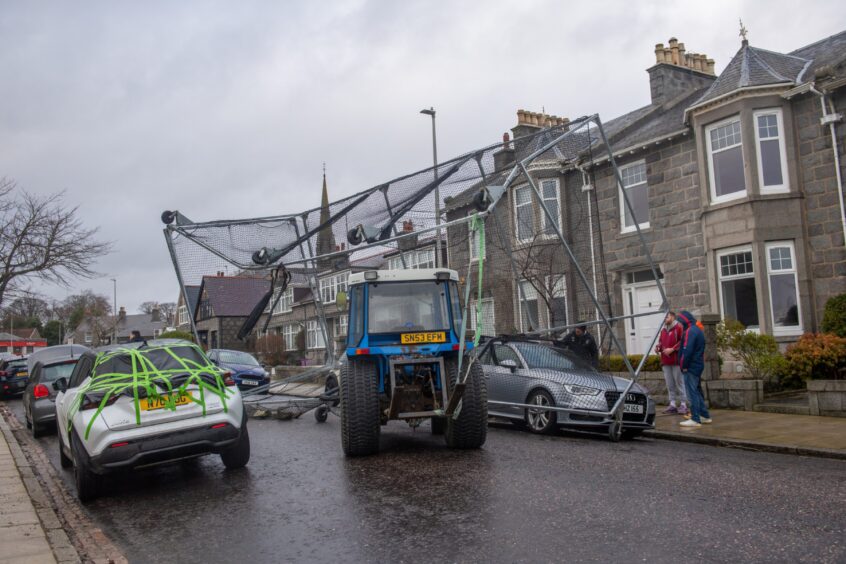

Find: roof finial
739;18;748;45
322;161;326;177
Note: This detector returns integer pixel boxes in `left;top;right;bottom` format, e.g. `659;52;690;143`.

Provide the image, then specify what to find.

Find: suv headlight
563;384;602;396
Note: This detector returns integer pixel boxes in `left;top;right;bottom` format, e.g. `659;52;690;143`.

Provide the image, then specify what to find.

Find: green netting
68;344;235;440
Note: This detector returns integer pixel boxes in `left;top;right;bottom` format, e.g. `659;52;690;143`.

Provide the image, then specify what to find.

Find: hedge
598;354;662;373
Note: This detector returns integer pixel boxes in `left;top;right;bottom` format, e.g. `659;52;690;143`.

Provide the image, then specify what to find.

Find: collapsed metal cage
163;114;668;429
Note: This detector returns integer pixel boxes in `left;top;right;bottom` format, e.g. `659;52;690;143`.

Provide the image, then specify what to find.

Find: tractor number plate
400;332;446;344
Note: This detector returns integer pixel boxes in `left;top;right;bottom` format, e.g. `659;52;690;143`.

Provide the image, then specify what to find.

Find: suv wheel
220;417;251;469
71;434;99;503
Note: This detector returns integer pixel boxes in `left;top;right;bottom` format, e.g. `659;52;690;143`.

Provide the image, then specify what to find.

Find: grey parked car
23;345;89;437
477;337;655;439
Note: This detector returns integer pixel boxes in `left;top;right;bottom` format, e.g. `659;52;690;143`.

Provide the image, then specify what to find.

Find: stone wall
808;380;846;417
793;90;846;324
706;379;764;410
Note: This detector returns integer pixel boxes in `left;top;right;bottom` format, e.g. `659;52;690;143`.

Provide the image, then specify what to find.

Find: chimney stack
652;36;715;76
151;307;161;322
118;306;126;323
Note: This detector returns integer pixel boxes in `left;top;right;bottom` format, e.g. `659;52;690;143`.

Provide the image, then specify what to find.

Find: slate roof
199;276;270;317
690;29;846;110
790;29;846;79
183;285;201;315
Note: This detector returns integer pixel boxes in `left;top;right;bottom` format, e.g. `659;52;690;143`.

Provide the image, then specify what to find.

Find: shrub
158;330;195;342
599;354;662;373
255;334;287;366
716;319;785;382
821;293;846;337
780;333;846;387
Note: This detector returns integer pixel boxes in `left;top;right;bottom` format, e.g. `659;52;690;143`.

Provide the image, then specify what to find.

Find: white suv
53;340;249;502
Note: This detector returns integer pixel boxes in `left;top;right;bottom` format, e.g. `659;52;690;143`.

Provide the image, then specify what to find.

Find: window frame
618;160;650;233
753;108;790;194
469;297;495;336
319;271;349;304
538;178;562;237
282;324;297;351
765;241;802;336
545;274;568;329
706;115;747;204
716;245;760;331
513;184;535;243
306;319;326;350
517;279;541;332
177;305;188;326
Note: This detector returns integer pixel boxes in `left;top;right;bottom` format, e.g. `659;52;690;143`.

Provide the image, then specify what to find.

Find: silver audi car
476;337;655;439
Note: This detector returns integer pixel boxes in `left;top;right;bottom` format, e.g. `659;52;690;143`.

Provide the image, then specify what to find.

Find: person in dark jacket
560;323;598;368
677;310;711;427
128;330;145;343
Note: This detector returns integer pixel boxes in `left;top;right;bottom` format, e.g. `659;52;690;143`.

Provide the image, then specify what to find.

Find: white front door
624;283;664;356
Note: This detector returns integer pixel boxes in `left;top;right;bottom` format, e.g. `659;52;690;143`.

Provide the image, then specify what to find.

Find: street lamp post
111;278;117;345
420;107;441;267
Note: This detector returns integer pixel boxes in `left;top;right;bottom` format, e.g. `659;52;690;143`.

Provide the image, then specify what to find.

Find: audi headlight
564;384;602;396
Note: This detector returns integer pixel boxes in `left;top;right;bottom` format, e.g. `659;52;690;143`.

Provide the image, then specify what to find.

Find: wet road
6;397;846;563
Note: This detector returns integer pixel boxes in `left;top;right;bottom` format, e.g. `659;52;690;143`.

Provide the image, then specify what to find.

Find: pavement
0;414;57;564
648;407;846;459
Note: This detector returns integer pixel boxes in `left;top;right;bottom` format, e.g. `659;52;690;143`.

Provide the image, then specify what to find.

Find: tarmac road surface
6;398;845;563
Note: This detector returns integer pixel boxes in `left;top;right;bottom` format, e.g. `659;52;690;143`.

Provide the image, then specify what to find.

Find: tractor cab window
368;281;450;334
348;284;365;346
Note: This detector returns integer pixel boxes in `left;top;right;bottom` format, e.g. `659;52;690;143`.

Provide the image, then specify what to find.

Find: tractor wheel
340;358;381;456
444;357;487;449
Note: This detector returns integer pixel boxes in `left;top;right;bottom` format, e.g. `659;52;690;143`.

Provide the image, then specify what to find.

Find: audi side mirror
53;377;68;393
500;359;518;373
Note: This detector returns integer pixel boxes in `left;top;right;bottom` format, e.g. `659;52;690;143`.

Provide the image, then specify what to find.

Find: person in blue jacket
677;310;712;427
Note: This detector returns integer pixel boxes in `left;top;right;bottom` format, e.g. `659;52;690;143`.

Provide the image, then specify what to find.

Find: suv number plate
400;332;446;344
140;392;192;411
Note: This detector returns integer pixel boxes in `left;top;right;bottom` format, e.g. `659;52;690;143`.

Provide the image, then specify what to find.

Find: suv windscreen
513;342;593;372
367;281;449;334
217;351;259;366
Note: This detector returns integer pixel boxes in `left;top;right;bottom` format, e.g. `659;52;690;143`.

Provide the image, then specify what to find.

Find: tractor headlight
563;384;602;396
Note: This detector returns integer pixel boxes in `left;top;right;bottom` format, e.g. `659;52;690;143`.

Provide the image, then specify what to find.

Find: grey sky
2;0;844;314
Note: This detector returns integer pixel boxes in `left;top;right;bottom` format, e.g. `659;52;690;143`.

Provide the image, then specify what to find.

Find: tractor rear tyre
340;358;381;456
444;357;487;449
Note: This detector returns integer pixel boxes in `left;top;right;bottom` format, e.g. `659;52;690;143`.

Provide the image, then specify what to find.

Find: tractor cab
346;268;465;357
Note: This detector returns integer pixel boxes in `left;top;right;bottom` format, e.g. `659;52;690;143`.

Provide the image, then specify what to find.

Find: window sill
620;225;650;236
710;191;748;206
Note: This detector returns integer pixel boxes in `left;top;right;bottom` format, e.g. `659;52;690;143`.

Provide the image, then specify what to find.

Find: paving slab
647;407;846;459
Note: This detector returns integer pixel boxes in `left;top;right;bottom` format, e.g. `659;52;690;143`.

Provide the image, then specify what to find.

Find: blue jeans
683;371;710;423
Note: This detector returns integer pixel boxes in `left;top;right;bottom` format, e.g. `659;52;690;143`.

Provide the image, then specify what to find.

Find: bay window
718;247;759;329
707;117;746;203
766;242;801;335
514;185;535;242
754;109;789;193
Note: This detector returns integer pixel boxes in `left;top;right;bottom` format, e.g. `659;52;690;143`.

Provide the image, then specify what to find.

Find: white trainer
700;417;713;424
679;419;701;428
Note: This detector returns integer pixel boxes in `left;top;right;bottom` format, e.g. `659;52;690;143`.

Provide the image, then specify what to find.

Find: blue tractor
340;268;487;456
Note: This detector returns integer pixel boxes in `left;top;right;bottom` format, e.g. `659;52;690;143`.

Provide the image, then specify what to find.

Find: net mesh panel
165;115;665;415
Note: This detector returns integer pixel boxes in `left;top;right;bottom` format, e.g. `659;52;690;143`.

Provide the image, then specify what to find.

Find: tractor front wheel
444;357;487;449
340;358;381;456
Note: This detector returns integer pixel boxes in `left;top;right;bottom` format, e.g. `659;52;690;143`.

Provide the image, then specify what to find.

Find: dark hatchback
0;357;29;397
207;349;269;391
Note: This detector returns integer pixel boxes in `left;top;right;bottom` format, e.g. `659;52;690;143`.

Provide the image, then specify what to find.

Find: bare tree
0;178;111;309
138;301;160;314
157;302;176;324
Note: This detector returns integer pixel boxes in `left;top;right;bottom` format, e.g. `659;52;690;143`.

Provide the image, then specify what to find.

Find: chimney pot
706;58;715;75
655;43;665;64
502;131;510;147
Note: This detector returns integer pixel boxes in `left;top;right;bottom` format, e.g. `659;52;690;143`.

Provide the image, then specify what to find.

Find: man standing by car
129;330;144;343
560;323;598;368
655;311;687;415
677;310;711;428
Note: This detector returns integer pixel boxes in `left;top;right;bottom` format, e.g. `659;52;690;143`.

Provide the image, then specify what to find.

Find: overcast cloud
1;0;844;313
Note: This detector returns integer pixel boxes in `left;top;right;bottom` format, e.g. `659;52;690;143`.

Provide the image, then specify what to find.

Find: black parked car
0;357;29;397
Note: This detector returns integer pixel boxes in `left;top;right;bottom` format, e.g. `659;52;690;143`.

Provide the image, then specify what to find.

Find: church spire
315;163;337;268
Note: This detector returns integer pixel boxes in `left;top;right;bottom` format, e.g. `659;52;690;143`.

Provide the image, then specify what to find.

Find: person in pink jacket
655;311;688;414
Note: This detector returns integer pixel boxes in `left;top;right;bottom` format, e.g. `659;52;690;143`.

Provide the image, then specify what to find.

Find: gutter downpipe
809;83;846;250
